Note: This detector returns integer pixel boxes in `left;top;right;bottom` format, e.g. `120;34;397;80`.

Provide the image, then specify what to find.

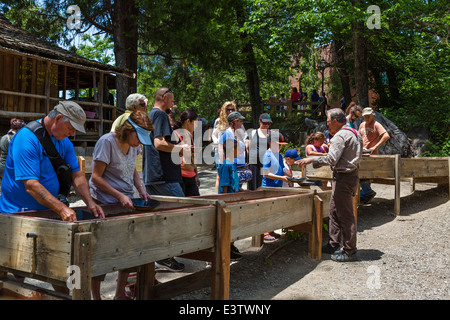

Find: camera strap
25;120;73;197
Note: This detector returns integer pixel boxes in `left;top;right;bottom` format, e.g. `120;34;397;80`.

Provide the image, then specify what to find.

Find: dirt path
25;166;449;300
164;167;450;300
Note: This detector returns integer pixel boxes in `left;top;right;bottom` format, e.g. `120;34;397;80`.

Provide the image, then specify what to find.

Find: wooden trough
303;155;450;215
0;187;331;300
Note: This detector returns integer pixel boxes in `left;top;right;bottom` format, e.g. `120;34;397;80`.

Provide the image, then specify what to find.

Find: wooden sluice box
0;187;331;300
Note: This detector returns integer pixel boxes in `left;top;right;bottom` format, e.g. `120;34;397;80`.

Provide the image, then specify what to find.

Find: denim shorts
145;182;185;197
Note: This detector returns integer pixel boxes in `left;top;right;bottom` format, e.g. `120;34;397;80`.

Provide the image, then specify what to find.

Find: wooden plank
0;215;73;282
71;232;92;300
310;195;323;261
228;193;314;242
394;154;400;215
400;158;449;178
211;201;231;300
77;156;85;176
89;207;217;277
0;279;69;300
135;262;155;300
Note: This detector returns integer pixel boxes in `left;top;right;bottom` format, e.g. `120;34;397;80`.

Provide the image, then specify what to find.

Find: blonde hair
305;132;325;145
217;101;236;132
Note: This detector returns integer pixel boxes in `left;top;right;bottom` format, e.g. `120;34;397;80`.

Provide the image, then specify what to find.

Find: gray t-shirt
89;132;141;204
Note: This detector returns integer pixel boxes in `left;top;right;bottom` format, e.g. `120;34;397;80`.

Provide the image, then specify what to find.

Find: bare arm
23;179;77;221
72;169;105;218
90;160;133;209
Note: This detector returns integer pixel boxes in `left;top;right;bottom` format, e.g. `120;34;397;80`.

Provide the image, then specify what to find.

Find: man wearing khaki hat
0;101;104;222
358;107;390;203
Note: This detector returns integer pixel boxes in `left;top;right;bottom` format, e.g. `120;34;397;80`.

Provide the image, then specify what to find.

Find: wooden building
0;14;134;154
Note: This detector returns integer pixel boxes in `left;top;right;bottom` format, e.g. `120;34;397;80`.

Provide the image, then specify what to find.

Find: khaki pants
329;171;359;254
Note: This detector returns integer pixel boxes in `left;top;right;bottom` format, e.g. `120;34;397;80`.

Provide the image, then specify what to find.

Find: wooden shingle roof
0;13;134;78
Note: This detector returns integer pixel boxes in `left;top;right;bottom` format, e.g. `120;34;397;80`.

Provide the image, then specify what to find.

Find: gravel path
25;166;449;300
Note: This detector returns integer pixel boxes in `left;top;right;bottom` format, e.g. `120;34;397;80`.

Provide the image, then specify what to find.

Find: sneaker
155;258;185;272
331;250;357;262
322;242;340;254
230;244;243;261
362;191;377;204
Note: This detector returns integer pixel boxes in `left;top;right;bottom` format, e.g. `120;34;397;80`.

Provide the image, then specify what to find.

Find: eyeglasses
262;122;272;126
139;102;146;107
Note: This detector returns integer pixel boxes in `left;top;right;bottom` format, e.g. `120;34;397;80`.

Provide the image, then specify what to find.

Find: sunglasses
226;108;235;112
162;88;172;96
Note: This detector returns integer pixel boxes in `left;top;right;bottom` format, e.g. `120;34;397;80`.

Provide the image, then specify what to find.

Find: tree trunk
112;0;138;109
234;0;262;128
352;22;369;108
332;40;352;108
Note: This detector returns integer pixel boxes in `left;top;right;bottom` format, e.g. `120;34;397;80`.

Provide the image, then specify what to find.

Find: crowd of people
0;86;390;298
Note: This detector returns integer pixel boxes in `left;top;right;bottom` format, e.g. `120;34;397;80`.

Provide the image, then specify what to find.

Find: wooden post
72;232;92;300
44;61;51;114
394;154;400;215
135;262;155;300
310;195;323;261
353;180;360;226
211;201;231;300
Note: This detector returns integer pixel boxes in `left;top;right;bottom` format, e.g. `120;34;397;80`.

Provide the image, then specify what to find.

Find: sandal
264;233;276;242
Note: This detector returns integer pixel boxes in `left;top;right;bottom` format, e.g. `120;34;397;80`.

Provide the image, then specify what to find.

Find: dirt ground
24;165;449;300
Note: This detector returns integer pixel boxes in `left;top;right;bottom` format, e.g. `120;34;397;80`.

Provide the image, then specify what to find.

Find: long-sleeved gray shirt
313;124;363;173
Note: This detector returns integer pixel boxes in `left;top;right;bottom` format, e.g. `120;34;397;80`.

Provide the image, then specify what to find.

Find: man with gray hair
110;93;148;132
0;101;104;222
297;108;363;262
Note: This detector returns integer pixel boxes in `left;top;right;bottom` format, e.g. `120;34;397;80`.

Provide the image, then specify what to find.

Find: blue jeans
146;182;185;197
360;183;375;201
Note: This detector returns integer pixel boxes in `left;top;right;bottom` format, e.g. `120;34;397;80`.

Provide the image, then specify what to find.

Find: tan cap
362;107;375;117
54;101;86;133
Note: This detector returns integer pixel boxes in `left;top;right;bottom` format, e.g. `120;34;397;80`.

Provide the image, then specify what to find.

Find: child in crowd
305;132;328;186
261;131;289;241
283;149;302;188
305;132;328;156
217;138;242;260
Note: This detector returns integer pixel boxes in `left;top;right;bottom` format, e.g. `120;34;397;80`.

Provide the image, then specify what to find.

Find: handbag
174;130;196;170
237;165;253;182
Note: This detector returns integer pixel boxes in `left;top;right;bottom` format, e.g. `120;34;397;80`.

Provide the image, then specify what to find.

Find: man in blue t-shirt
261;131;290;188
0;101;104;222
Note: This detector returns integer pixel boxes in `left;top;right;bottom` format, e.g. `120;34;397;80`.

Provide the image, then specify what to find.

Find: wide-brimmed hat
127;117;152;145
54;101;86;133
362;107;375;117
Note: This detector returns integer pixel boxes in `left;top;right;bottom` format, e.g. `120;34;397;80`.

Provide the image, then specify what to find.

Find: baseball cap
227;111;245;122
284;149;301;160
259;113;272;123
268;131;288;145
54;101;86;133
362;107;375;117
127;117;152;145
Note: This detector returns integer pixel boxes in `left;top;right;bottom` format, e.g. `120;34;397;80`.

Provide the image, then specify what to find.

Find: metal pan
75;209;97;221
131;198;161;211
287;176;306;183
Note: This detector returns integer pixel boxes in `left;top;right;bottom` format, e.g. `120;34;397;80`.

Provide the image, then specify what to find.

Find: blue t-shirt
261;150;285;188
218;159;239;194
0;122;80;213
219;128;246;166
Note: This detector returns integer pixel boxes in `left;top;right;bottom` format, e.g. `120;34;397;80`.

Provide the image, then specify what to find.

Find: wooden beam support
71;232;92;300
211;201;231;300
